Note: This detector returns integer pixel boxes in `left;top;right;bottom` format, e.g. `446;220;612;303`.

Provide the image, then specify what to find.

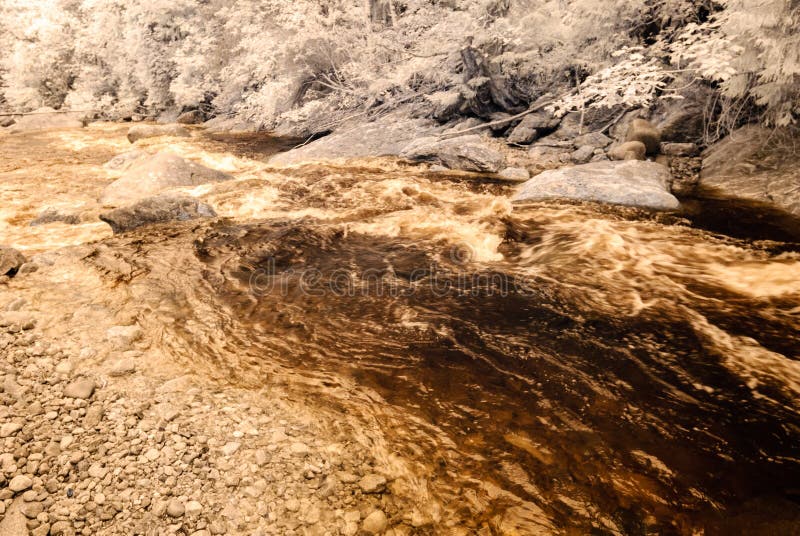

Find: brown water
2;124;800;534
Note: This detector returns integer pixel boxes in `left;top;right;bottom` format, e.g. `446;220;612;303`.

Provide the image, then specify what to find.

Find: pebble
185;500;203;516
362;510;388;534
359;474;387;494
0;421;22;437
110;358;136;376
221;442;241;456
64;377;96;399
289;442;310;456
9;474;33;492
166;499;185;518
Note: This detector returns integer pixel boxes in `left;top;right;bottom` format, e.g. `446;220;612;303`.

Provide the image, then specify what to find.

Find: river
1;123;799;534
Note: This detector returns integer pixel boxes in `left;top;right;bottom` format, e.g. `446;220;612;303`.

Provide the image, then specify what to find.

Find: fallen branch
438;97;554;140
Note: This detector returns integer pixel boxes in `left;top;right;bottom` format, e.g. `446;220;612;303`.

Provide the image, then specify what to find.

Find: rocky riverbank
0;306;426;536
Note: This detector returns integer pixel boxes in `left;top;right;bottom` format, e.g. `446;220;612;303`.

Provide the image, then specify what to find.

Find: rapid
1;124;799;534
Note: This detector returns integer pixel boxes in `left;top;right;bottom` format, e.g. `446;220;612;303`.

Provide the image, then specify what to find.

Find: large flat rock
699;125;800;218
399;134;506;173
269;114;442;166
513;160;679;210
100;152;234;207
7;106;85;131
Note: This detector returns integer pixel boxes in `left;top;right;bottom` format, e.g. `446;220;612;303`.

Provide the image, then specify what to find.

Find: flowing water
2;124;800;534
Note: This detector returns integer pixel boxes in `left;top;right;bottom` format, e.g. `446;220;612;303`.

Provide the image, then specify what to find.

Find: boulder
512;160;679;211
270;113;443;166
661;142;699;157
608;141;647;161
570;145;595;164
0;247;26;277
699;125;800;219
400;135;506;173
427;91;464;122
488;112;515;133
528;143;571;166
30;207;81;226
100;195;217;234
8;107;85;131
0;117;16;128
100;152;234;207
177;110;205;125
573;131;613;149
127;124;191;143
625;119;661;154
507;110;563;145
507;125;539;145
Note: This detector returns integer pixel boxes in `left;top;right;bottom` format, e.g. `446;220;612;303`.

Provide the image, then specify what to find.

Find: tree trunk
369;0;393;26
460;44;523;117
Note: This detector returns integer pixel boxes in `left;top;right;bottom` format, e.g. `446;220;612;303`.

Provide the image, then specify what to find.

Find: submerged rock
30;207;81;226
127;124;190;143
100;195;217;234
0;246;26;277
104;149;150;172
400;135;506;173
99;152;234;206
513;160;679;211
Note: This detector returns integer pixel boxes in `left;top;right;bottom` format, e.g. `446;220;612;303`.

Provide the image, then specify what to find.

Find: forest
1;0;798;135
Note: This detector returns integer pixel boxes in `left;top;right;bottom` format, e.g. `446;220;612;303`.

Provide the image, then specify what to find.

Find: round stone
362;510;388;534
9;474;33;492
166;499;185;518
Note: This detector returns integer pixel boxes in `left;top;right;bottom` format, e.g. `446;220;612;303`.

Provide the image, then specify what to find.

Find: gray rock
100;195;217;234
8;107;85;131
400;135;506;173
0;246;26;277
570;145;595;164
497;167;530;182
507;110;561;145
127;124;190;143
270;113;443;166
177;110;205;125
661;142;699;157
513;160;679;211
30;207;81;226
64;377;96;399
573;131;613;149
625;119;661;154
515;110;560;131
362;510;388;534
507;125;539;145
99;152;233;206
608;141;647;161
